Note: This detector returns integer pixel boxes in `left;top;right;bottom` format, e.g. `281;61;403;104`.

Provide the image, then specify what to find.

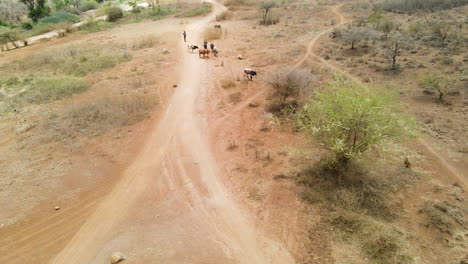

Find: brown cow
199;49;210;58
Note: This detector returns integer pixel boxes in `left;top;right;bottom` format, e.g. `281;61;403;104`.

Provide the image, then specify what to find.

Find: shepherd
203;40;208;49
210;43;215;51
182;31;187;42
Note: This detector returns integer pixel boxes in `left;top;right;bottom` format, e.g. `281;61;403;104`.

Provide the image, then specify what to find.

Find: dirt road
43;1;294;263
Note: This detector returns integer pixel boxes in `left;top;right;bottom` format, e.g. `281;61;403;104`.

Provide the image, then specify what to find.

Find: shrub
297;75;416;171
131;34;159;49
216;11;232;21
0;28;25;50
266;66;313;112
20;21;33;30
176;4;211;17
203;27;222;40
259;0;277;25
39;11;80;24
78;0;99;12
420;72;450;101
105;6;123;21
380;0;468;13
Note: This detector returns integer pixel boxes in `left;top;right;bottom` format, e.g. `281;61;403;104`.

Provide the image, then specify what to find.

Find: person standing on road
210;43;214;51
203;40;208;49
183;31;187;42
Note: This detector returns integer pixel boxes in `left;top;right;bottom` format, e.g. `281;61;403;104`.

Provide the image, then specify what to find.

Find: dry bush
419;201;465;235
203;27;223;40
228;92;242;104
266;66;313;112
221;79;236;89
132;35;160;50
44;94;156;139
216;11;232;21
380;0;467;13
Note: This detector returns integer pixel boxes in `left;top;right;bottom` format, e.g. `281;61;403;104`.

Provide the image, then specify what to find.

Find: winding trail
45;1;294;263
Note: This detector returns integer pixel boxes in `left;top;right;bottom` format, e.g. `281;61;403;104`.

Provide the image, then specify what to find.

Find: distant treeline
380;0;468;13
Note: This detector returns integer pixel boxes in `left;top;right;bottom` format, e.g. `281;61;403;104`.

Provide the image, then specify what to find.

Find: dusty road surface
7;1;294;263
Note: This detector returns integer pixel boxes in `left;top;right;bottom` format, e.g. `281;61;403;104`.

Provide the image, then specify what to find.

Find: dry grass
132;35;160;50
5;45;131;77
203;27;223;40
228;92;242;104
43;94;156;139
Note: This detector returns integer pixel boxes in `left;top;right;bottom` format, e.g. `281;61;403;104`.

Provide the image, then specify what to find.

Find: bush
20;21;33;30
338;26;379;49
176;4;211;17
39;11;80;24
380;0;468;13
78;0;99;12
266;66;313;112
420;72;450;101
105;6;123;22
297;75;416;170
216;11;232;21
202;27;222;40
131;34;159;50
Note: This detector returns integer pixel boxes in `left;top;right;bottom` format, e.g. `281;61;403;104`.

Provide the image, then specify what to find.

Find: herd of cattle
186;44;257;80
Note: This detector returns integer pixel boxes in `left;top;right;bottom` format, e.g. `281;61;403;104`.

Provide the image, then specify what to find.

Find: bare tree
266;66;313;111
340;26;379;49
382;32;413;69
260;1;276;25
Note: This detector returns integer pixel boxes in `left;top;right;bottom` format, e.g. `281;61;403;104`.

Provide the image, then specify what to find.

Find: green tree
297;75;416;172
20;0;51;22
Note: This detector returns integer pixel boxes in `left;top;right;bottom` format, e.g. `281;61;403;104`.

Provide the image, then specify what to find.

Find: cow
199;49;210;58
187;44;199;53
243;68;257;80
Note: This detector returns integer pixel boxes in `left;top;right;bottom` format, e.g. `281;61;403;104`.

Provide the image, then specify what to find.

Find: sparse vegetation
0;0;28;22
382;32;414;70
297;75;416;171
9;45;131;76
43;94;156;138
176;4;211;17
221;79;236;89
39;11;80;24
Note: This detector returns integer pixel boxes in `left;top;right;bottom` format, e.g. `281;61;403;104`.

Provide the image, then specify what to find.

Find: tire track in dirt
42;1;296;263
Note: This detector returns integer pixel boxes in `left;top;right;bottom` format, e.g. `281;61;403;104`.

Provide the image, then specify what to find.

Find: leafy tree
266;66;313;111
340;26;378;49
20;0;51;22
51;0;71;10
297;75;416;172
420;72;449;101
382;32;413;69
259;1;276;25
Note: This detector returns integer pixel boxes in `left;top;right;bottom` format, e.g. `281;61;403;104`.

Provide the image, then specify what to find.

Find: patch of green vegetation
1;75;90;112
176;4;212;17
78;19;115;32
39;11;80;24
10;45;131;76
